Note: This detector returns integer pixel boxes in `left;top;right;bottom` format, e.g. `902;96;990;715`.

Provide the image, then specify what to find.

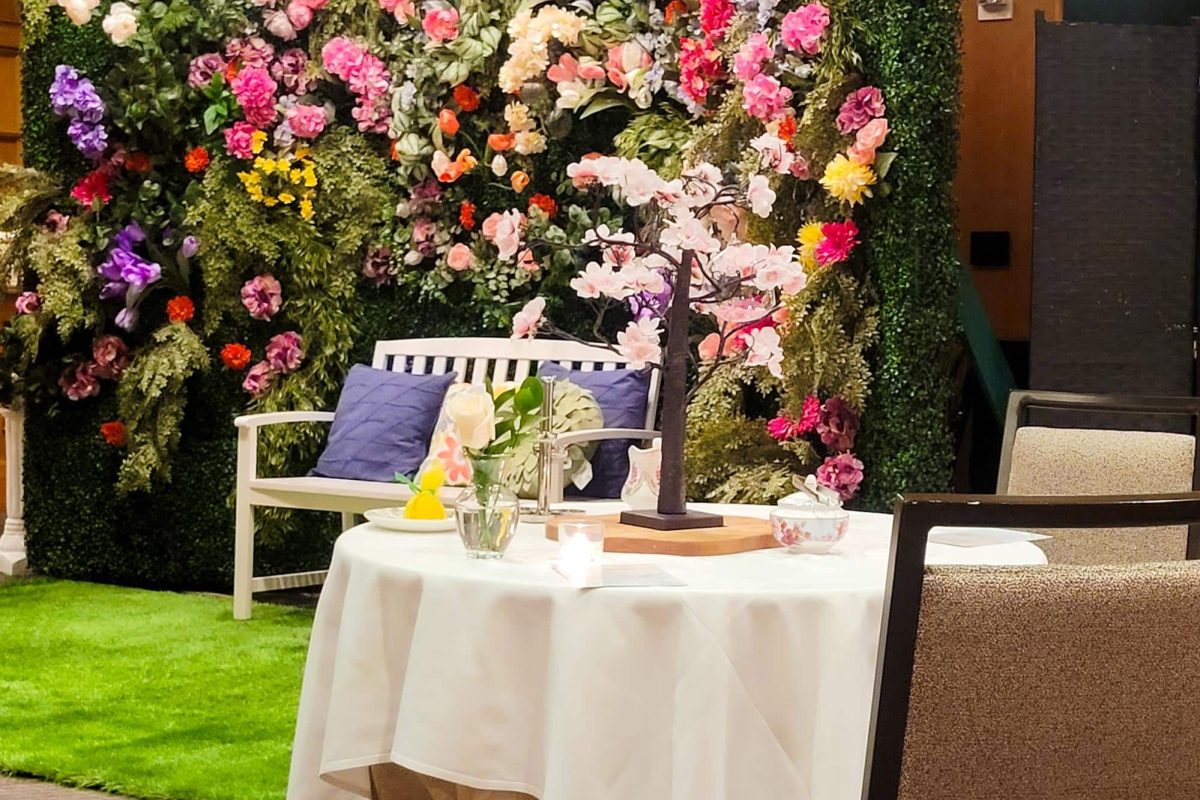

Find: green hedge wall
850;0;961;509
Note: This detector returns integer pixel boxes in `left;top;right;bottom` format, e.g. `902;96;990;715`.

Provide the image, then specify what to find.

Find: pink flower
363;246;393;286
511;297;545;339
224;121;257;159
848;117;889;164
815;452;864;501
780;2;830;55
240;274;283;320
815;220;859;266
616;317;662;369
446;243;474;271
91;334;130;379
286;104;327;139
733;33;772;81
59;362;100;401
481;210;525;261
606;42;652;91
242;361;275;396
226;36;275;70
266;331;304;373
230;67;278;130
379;0;415;20
321;37;366;79
15;291;40;314
187;53;227;89
284;0;315;29
817;395;859;451
422;6;459;43
264;9;298;40
746;174;776;217
743;325;784;378
698;0;735;39
836;86;885;134
741;73;793;122
547;53;605;83
799;394;821;432
767;414;806;442
321;38;391;134
677;37;723;105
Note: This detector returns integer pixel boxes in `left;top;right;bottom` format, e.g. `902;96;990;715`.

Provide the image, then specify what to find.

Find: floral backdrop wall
6;0;959;587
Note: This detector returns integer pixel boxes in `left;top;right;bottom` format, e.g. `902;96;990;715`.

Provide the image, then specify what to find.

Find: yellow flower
302;165;317;188
289;168;302;183
299;197;314;221
820;155;876;206
278;192;295;204
250;131;267;154
263;197;278;207
504;101;535;133
294;147;311;160
797;221;824;268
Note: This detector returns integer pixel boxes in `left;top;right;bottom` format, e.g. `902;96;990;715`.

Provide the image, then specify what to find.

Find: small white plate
365;507;456;533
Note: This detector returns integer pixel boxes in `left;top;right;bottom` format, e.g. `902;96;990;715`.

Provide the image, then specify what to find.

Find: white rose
58;0;99;25
102;1;139;44
491;154;508;177
447;388;496;450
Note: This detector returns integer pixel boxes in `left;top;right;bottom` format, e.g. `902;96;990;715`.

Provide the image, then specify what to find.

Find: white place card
553;563;686;588
928;527;1052;548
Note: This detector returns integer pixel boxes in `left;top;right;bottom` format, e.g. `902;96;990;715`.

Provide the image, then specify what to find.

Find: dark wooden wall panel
1031;18;1198;423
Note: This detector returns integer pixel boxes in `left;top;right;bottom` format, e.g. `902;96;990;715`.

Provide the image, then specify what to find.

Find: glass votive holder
557;520;606;567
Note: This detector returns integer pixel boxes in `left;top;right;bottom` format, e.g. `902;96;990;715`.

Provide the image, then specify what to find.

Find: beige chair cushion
1006;426;1195;563
900;562;1200;800
370;763;536;800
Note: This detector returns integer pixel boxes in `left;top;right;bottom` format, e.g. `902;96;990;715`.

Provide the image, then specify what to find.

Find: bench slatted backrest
371;337;661;429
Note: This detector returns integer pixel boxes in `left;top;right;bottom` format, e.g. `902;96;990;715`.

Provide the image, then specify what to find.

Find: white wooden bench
232;337;661;619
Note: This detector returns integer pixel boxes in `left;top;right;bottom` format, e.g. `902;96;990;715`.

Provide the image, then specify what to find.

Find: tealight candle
557;520;605;568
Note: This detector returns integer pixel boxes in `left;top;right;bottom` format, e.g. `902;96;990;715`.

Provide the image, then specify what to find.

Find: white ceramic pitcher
621;438;662;509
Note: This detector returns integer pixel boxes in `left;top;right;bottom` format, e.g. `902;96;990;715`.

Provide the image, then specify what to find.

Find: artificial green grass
0;579;314;800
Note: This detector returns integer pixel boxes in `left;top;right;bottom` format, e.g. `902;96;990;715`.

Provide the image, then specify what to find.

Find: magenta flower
799;394;821;433
240;274;283;321
15;292;40;315
767;414;804;442
230;67;278;130
815;452;864;501
286;104;327;139
815;220;859;266
698;0;735;39
59;362;100;401
242;361;275;396
836;86;885;135
265;331;304;373
817;395;859;451
92;334;130;379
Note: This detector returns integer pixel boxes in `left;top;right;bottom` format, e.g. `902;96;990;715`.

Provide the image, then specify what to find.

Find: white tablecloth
288;503;1046;800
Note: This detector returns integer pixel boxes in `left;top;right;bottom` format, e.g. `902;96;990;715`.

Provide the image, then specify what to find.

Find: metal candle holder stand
527;375;559;523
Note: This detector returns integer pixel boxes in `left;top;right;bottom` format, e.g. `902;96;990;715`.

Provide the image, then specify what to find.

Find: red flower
224;60;240;83
664;0;686;24
70;169;112;208
459;200;476;231
777;115;797;146
220;343;253;371
438;109;460;136
184;146;210;173
815;220;859;267
528;193;558;218
453;84;480;112
100;421;127;447
125;152;152;173
167;296;195;323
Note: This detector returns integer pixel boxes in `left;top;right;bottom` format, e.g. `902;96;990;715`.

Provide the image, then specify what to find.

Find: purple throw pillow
539;362;652;499
312;365;458;482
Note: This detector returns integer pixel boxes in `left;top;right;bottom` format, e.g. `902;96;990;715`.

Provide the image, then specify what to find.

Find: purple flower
92;334;130;379
187;53;227;89
115;307;138;331
403;180;443;216
180;235;199;259
50;64;108;160
44;210;71;234
412;217;438;256
114;222;145;251
240;274;283;320
242;361;275;396
59;362;101;401
629;278;671;321
815;452;864;501
67;118;108;159
14;292;40;314
271;48;315;95
836;86;885;135
265;331;304;372
116;250;161;289
817;395;859;452
362;246;394;286
49;65;83;116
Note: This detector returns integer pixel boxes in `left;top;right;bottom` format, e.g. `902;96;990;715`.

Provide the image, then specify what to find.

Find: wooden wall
956;0;1063;343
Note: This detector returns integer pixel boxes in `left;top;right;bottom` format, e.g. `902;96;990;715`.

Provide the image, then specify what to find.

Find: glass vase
456;454;520;559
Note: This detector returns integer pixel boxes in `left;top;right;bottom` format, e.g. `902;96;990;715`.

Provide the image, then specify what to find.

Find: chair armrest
551;427;659;449
234;410;336;429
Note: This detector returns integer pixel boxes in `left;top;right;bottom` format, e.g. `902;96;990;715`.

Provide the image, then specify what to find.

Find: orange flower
510;171;530;193
224;60;239;82
125;152;152;173
453;84;480;112
438;109;460;136
220;342;252;370
528;193;557;218
459;200;476;230
487;133;515;152
100;421;126;447
167;295;195;323
390;139;402;161
184;146;210;173
432;149;478;183
777;114;797;146
664;0;686;24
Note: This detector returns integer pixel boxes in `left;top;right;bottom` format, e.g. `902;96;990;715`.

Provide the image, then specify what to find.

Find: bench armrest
234;411;336;429
551;427;659;449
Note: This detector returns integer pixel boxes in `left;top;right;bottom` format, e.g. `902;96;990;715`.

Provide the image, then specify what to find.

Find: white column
0;406;27;576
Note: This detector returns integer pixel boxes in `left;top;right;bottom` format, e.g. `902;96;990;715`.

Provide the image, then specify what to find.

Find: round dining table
287;502;1047;800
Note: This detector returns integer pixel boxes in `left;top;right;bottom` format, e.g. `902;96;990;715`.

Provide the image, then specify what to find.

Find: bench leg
342;511;357;531
234;497;254;621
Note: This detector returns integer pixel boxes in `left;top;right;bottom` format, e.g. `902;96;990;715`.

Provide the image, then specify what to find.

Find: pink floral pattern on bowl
770;511;849;554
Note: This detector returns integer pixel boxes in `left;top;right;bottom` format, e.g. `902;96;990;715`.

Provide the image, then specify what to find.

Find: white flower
624;264;666;295
554;80;592;110
58;0;99;25
678;163;722;207
446;387;496;449
616;317;662;369
618;159;666;207
504;101;536;133
662;210;720;253
514;130;546;155
102;1;139;43
749;133;795;175
744;326;784;378
570;261;629;300
491;154;508;177
747;175;776;218
511;297;546;339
